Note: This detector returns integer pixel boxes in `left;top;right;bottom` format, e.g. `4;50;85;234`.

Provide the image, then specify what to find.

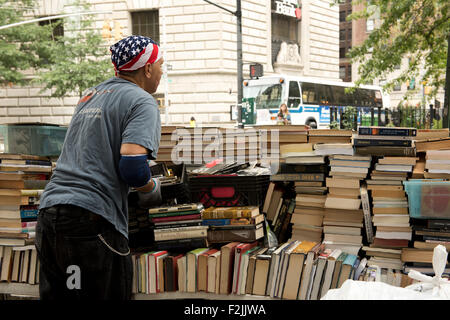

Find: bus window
331;85;352;106
300;82;318;104
255;83;283;109
288;81;301;109
315;84;333;105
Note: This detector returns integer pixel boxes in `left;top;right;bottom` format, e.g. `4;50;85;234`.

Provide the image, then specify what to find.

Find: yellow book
293;240;318;254
202;206;260;219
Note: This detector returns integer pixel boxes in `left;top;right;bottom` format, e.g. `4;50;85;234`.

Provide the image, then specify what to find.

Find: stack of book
220;128;260;163
0;244;39;284
313;143;354;156
424;150;450;179
321;155;371;255
173;127;221;164
367;156;414;254
202;206;265;244
288;155;328;243
148;203;208;251
156;126;179;162
308;129;352;144
353;126;417;157
257;125;309;162
402;217;450;275
0;153;51;285
0;154;52;248
131;240;419;299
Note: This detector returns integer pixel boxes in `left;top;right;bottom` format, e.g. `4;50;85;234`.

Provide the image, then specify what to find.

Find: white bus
242;75;390;128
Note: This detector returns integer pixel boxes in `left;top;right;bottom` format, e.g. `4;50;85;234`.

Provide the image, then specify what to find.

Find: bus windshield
244;83;284;110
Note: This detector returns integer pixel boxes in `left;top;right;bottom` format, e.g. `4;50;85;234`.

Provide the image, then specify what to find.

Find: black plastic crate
189;175;270;209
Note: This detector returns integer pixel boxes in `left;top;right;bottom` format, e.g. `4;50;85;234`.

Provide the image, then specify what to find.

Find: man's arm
120;143;156;192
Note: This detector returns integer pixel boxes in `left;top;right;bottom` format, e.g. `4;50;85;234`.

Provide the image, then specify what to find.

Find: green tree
37;1;114;98
341;0;449;101
0;0;54;85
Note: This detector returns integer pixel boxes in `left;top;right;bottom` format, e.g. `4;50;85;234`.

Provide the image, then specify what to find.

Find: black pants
36;204;132;300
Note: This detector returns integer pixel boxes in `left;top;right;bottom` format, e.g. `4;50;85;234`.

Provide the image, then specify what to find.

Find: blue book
20;209;39;219
201;219;230;226
337;254;358;288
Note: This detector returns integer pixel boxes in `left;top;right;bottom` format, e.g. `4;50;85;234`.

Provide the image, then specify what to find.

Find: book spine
153;222;202;229
202;219;231;226
353;138;412;147
270;173;324;182
150;213;201;223
279;164;327;174
427;220;450;230
149;210;200;218
21;221;37;228
354;147;416;157
207;229;258;243
358;127;417;136
360;183;374;244
154;229;208;241
20;210;38;219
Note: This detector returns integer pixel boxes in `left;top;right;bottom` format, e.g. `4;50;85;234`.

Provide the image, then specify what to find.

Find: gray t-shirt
39;77;161;239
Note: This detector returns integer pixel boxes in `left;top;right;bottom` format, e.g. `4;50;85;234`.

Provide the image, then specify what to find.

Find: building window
339;66;346;79
366;19;374;32
340;11;347;22
394;84;401;91
272;13;298;44
340;47;347;59
131;10;160;43
39;18;64;40
340;30;346;41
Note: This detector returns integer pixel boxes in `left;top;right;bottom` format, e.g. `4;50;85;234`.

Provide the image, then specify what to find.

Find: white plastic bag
405;245;450;298
321;245;450;300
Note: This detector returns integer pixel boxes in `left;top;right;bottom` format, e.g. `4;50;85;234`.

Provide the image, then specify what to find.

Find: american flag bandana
110;35;162;74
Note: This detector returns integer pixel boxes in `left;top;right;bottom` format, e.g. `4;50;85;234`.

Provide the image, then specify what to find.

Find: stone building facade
0;0;339;126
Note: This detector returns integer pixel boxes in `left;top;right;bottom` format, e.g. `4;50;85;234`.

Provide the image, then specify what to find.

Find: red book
232;241;258;294
219;242;240;294
148;251;168;293
373;238;409;248
150;213;201;223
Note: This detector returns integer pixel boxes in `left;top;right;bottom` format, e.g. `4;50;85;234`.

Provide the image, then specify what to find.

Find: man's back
39;76;161;238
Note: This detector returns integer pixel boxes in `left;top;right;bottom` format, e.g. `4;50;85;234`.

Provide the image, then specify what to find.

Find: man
36;35;164;300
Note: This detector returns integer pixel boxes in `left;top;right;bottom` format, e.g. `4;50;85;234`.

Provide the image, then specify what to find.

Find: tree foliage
339;0;449;102
0;0;54;85
37;1;114;98
0;0;114;97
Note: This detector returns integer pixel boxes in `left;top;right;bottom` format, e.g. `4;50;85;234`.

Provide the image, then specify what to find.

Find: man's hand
137;177;162;208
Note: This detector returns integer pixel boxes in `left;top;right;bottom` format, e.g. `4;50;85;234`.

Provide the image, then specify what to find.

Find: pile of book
0;245;39;285
131;240;418;299
287;153;327;243
424;150;450;179
402;178;450;275
257;125;309;163
173;127;221;164
321;154;370;255
401;218;450;276
308;129;352;144
353;126;417;157
148;203;208;251
365;156;414;271
156;126;179;162
202;206;265;244
220;128;260;163
0;153;52;285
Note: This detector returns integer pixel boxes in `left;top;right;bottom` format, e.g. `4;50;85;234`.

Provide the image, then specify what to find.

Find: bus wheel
306;120;317;129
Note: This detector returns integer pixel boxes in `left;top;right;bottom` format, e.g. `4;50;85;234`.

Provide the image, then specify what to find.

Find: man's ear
144;63;153;79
